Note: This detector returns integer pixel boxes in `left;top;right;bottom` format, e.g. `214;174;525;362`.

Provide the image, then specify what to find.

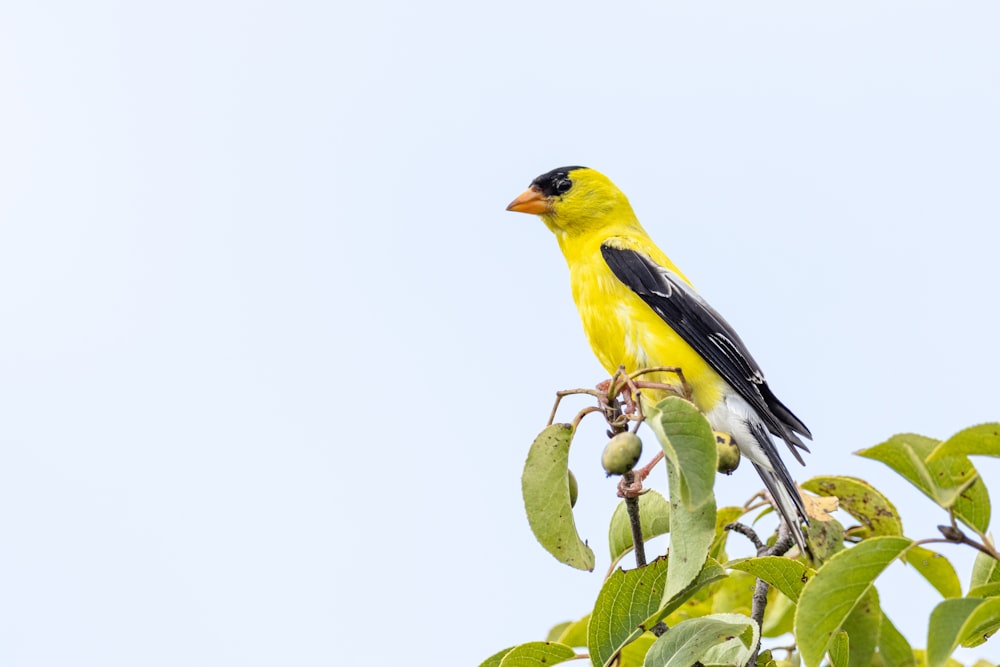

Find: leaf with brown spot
801;476;902;537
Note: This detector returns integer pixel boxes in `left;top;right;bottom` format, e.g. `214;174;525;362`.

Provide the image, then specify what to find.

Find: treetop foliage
482;375;1000;667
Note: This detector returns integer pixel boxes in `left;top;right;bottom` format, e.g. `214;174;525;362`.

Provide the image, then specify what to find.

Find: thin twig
726;522;795;667
548;388;604;426
570;406;602;430
623;471;647;568
725;522;766;552
914;526;1000;561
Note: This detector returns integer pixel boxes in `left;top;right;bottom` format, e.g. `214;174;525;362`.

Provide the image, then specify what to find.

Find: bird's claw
617;472;648;499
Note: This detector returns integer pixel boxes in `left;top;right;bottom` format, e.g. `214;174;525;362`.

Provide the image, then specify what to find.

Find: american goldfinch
507;166;812;551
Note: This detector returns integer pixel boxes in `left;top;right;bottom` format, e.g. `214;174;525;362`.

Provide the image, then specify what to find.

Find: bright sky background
2;2;999;666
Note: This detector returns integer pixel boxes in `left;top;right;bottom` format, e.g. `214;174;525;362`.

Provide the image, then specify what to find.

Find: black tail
750;460;809;555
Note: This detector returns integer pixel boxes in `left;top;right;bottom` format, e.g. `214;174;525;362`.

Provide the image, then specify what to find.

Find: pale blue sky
1;2;999;665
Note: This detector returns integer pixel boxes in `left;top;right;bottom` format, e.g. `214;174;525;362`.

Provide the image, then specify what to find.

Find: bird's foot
617;451;665;498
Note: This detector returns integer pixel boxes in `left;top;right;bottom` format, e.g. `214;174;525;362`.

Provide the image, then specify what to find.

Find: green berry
567;469;579;508
716;434;741;475
602;432;643;476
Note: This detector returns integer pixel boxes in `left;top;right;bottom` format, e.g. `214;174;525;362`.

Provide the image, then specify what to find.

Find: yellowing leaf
901;546;962;599
828;632;849;667
806;516;845;565
552;615;589;648
801;476;902;537
729;556;815;602
802;492;839;522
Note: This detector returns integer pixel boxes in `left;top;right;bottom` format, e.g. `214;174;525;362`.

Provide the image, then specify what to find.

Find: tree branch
623;471;647;568
726;521;795;667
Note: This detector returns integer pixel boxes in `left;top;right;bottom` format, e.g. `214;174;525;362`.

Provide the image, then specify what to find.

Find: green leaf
642;559;728;632
901;546;961;598
970;550;1000;589
647;398;718;600
840;588;880;667
642;613;757;667
761;588;795;638
496;642;577;667
958;598;1000;648
756;649;777;667
968;582;1000;599
609;490;671;562
801;476;903;538
521;423;594;571
479;647;515;667
828;632;849;667
878;611;915;667
927;423;1000;461
856;434;991;534
728;556;815;602
710;506;747;561
699;618;759;666
804;516;845;565
913;650;963;667
795;536;913;667
619;633;656;667
588;557;670;667
646;397;717;511
659;575;716;627
546;622;571;643
926;598;1000;666
709;570;755;617
551;615;589;647
666;495;716;601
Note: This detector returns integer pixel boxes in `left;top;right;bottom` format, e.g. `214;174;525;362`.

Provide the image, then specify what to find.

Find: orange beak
506;186;551;215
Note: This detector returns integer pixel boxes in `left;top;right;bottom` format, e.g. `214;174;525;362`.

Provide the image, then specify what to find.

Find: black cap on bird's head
530;166;588;197
506;165;588;214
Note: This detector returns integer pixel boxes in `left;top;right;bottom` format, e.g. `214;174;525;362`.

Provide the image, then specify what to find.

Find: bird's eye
554;177;572;194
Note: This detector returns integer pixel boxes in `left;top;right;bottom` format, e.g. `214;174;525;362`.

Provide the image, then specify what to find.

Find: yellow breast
563;235;726;413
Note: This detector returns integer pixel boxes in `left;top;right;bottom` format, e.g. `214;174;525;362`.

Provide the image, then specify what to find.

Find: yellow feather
539;168;726;413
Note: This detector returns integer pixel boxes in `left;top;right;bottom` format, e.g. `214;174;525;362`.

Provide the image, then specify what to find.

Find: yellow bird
507;166;812;551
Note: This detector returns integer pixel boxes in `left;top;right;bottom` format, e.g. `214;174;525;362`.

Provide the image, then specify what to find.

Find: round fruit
602;432;643;476
716;434;741;475
567;469;579;508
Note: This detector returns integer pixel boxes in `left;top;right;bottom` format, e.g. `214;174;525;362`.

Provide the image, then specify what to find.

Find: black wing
601;243;811;462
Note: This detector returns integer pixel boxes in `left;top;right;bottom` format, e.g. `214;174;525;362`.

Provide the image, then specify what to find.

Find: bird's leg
617;450;665;497
607;366;656;418
595;366;639;428
629;366;692;401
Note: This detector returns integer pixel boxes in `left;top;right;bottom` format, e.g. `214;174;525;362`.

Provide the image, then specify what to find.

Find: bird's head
506;166;640;239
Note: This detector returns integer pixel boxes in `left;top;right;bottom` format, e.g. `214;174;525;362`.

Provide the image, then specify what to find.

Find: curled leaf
522;424;594;571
